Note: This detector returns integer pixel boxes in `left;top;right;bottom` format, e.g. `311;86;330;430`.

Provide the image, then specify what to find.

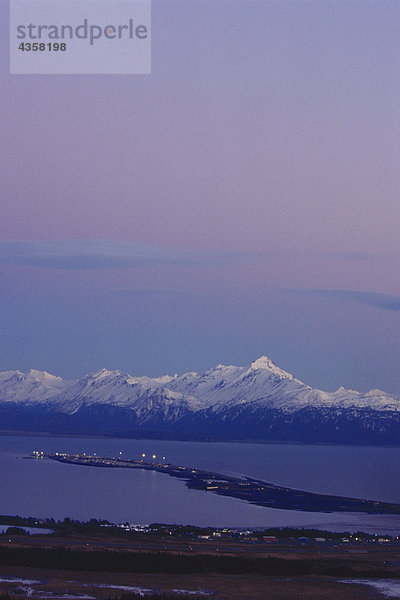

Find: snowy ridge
0;356;398;413
0;369;68;405
0;356;399;443
44;368;202;422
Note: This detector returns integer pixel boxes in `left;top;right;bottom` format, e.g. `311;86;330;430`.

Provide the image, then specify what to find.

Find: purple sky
1;0;399;392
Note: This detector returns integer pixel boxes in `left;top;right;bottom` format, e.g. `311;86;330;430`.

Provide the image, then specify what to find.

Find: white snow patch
339;579;400;598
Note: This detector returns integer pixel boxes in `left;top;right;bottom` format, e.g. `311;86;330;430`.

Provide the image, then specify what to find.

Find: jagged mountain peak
249;355;293;379
27;369;63;382
203;363;239;377
80;368;139;387
88;368;122;380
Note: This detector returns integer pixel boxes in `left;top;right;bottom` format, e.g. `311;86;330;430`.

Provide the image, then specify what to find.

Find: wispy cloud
283;288;400;312
109;287;190;296
0;239;390;271
0;239;243;270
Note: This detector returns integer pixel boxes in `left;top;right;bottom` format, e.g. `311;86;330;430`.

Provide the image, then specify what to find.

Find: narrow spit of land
35;452;400;514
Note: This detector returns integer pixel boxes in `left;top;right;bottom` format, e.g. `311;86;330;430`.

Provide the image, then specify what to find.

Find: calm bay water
1;434;400;533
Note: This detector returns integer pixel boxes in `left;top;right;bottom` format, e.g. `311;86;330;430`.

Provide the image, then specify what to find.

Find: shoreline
40;452;400;516
2;430;400;449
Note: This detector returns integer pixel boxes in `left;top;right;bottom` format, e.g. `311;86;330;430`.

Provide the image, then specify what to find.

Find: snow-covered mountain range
0;356;399;444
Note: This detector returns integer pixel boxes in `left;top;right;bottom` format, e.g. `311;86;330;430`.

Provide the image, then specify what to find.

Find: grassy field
0;526;399;599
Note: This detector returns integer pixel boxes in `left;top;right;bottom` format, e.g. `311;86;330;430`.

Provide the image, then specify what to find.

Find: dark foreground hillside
1;522;400;600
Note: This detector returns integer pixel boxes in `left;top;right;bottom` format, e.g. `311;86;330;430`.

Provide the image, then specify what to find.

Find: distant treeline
0;594;203;600
0;515;384;541
0;515;109;528
0;546;397;579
